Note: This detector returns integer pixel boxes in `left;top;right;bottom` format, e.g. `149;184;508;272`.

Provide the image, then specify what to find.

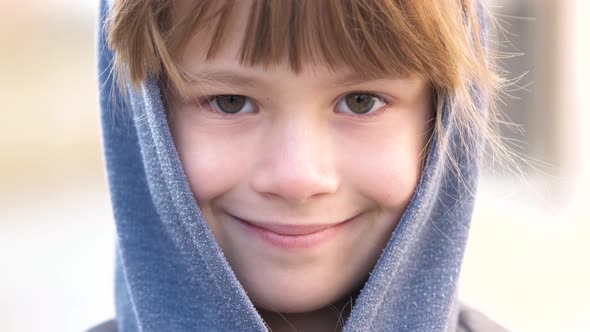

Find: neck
258;297;355;332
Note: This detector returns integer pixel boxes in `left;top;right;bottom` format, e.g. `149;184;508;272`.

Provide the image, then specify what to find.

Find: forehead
168;0;426;80
174;1;258;67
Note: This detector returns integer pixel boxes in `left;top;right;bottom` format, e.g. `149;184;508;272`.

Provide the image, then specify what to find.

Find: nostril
250;164;339;203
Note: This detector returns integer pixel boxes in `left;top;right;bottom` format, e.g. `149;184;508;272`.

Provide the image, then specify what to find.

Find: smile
231;215;356;249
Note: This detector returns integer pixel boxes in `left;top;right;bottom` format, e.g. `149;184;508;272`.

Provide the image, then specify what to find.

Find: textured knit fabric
95;0;494;331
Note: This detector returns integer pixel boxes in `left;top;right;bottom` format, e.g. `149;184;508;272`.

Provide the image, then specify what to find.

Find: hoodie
91;0;508;331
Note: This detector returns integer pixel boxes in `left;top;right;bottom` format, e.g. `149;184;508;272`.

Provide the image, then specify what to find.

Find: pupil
346;93;374;114
217;95;245;114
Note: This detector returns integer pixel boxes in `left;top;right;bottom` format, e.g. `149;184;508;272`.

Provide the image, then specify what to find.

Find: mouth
231;215;356;249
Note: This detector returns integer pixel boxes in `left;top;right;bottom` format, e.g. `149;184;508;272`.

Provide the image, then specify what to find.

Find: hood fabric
97;0;488;331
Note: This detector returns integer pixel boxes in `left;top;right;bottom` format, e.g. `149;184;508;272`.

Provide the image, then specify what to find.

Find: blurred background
0;0;588;331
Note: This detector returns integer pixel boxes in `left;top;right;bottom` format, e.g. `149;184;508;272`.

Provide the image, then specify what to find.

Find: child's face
168;3;432;314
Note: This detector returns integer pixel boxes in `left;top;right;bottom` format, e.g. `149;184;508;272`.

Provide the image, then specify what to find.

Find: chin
251;289;337;314
240;270;346;314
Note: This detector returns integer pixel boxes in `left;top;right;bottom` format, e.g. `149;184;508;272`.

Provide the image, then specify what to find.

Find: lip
232;216;355;249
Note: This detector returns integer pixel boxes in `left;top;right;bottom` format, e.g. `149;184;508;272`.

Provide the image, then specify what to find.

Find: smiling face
166;1;433;316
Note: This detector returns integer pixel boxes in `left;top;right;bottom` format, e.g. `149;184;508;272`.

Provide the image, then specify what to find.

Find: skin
168;2;433;330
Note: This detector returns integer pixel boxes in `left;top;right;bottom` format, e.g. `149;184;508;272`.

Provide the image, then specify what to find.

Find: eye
335;92;387;115
209;95;256;114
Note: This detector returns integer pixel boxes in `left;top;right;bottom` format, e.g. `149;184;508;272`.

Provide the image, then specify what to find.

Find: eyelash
336;91;391;118
195;91;393;118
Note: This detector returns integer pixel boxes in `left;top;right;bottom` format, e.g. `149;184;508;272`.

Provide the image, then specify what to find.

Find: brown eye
215;95;247;114
345;93;377;114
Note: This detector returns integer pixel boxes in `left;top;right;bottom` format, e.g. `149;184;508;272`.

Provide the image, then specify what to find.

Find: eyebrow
184;68;393;90
185;69;262;89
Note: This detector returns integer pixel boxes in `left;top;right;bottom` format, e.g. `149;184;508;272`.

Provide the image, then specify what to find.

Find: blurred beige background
0;0;588;331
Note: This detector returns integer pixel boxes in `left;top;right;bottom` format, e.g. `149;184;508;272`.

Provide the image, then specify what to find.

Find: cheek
358;152;420;208
177;143;237;201
340;130;425;210
168;114;252;201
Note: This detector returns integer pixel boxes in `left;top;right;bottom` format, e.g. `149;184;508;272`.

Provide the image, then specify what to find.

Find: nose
249;115;339;203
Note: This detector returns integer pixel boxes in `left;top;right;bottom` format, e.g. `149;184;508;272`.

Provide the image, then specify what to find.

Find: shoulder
457;305;510;332
84;308;507;332
85;319;117;332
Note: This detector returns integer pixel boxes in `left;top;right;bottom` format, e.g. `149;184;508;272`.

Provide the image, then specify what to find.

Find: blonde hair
105;0;508;173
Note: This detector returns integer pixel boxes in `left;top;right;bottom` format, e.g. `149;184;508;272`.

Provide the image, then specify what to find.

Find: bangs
166;0;468;88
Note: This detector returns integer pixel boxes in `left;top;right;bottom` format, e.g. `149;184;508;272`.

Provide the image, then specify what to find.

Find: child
91;0;508;331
